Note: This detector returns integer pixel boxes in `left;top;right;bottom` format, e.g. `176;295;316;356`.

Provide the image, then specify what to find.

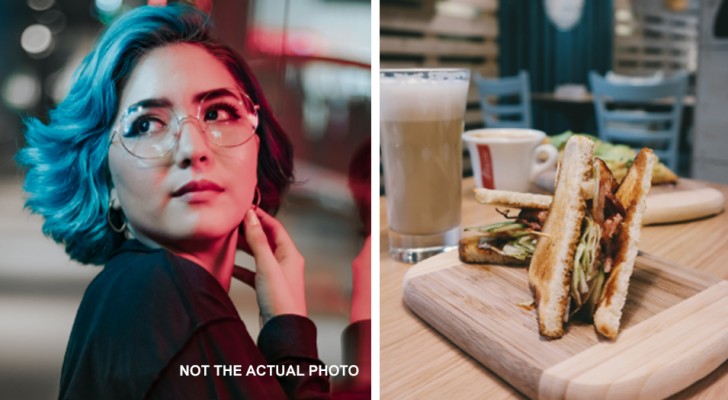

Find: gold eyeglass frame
109;89;260;160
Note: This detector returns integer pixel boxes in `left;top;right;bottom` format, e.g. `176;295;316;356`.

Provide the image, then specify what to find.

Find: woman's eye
204;103;241;123
205;109;220;121
124;117;166;137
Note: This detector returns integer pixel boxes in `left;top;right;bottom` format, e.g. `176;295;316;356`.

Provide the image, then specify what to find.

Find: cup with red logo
463;128;558;192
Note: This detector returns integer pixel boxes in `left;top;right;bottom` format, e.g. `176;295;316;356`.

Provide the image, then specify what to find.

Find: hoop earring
107;206;127;233
253;186;261;210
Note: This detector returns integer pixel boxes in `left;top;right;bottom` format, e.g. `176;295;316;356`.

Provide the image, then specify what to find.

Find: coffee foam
380;71;469;122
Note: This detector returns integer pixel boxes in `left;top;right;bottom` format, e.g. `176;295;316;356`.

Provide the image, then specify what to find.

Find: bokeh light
95;0;123;14
38;10;67;34
21;24;54;56
2;73;42;110
27;0;55;12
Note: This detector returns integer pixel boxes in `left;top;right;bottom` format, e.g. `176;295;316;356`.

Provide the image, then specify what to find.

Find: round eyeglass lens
117;90;259;159
119;105;178;159
197;90;258;147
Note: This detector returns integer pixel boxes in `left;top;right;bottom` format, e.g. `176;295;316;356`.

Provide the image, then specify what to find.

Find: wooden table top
380;178;728;399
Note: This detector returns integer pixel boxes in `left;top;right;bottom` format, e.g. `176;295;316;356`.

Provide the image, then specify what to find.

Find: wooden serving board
402;250;728;399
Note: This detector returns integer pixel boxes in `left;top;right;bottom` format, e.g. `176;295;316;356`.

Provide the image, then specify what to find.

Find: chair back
474;71;532;129
589;71;689;171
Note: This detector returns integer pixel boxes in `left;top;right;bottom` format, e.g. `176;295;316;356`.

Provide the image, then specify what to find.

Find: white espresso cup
463;128;558;192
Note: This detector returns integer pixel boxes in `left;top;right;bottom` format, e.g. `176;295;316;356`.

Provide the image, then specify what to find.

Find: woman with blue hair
17;5;363;399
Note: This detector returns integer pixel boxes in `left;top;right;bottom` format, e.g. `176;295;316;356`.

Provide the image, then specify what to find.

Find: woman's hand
233;208;307;325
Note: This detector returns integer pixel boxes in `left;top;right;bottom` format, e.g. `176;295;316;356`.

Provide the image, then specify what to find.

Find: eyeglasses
111;89;260;159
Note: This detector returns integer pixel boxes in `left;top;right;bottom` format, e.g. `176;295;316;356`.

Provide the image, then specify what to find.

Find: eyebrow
126;98;173;113
193;88;239;103
123;88;240;114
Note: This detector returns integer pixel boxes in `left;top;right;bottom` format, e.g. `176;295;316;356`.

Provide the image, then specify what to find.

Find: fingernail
247;209;260;227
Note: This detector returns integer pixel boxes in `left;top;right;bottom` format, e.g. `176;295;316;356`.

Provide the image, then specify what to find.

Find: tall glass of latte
380;69;470;262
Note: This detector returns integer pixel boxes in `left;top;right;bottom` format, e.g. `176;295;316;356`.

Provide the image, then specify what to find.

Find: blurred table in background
532;92;696;176
531;92;696;132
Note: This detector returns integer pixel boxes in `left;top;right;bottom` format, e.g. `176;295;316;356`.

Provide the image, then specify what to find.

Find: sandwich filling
571;160;626;319
466;159;627;320
464;208;546;261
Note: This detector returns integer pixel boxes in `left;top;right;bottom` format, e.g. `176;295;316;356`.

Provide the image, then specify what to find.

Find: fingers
240;209;307;320
253;209;288;246
238;209;289;255
243;209;278;271
232;265;256;288
253;208;301;263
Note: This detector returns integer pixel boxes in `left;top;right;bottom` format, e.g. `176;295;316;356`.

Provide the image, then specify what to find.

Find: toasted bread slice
528;136;594;339
593;148;656;339
458;236;530;266
474;189;552;210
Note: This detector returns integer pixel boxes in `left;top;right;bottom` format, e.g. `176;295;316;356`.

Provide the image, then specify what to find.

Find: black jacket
59;240;329;400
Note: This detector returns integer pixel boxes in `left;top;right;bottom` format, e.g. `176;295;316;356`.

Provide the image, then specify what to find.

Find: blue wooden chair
474;71;532;129
589;71;689;171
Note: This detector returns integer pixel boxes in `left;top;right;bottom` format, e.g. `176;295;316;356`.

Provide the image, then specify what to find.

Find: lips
172;179;224;197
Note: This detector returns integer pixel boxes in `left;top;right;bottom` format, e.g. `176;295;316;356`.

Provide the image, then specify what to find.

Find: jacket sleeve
258;315;331;400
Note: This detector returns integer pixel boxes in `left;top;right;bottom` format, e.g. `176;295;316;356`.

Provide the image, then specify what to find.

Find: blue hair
17;5;294;265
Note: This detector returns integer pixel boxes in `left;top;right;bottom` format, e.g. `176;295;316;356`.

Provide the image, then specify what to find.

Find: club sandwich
461;136;656;339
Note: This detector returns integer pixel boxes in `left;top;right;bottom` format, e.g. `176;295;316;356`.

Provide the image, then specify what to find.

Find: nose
173;117;210;169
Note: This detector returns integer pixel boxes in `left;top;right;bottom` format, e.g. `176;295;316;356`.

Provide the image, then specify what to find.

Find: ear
109;188;121;210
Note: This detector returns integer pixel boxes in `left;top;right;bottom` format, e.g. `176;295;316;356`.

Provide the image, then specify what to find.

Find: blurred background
381;0;728;182
0;0;370;398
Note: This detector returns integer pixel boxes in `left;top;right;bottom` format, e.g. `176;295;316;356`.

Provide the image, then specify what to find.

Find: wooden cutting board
403;250;728;399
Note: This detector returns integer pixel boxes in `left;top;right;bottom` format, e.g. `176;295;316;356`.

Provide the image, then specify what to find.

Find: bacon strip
495;208;547;232
594;159;626;274
516;209;547;231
